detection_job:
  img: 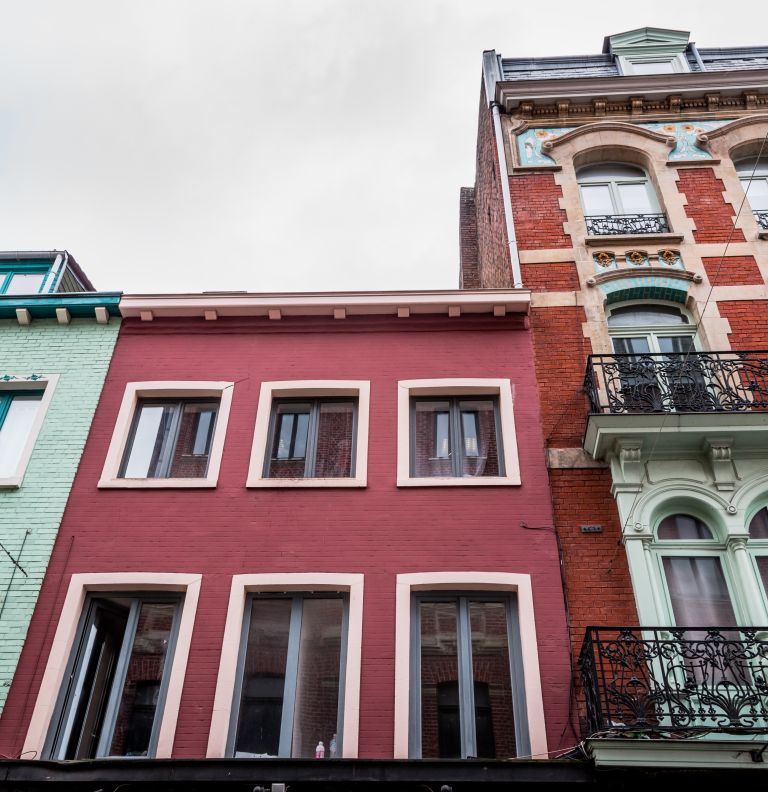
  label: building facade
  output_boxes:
[460,27,768,768]
[0,251,120,714]
[0,289,574,779]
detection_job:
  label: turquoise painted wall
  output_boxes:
[0,317,119,713]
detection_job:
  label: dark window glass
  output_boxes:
[662,557,737,626]
[265,399,355,478]
[120,399,219,479]
[749,507,768,539]
[411,398,502,478]
[658,514,714,540]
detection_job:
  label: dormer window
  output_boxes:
[0,265,50,296]
[621,55,689,75]
[605,27,692,78]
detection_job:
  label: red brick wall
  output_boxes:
[676,168,746,243]
[459,187,480,289]
[521,262,580,292]
[0,316,571,759]
[509,174,571,251]
[719,300,768,348]
[529,306,591,448]
[702,255,763,286]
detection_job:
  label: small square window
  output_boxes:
[247,381,370,488]
[99,381,234,488]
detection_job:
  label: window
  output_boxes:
[0,264,50,295]
[120,398,219,479]
[735,157,768,229]
[411,398,503,478]
[230,593,347,759]
[578,163,660,217]
[99,382,234,488]
[749,507,768,599]
[247,381,370,488]
[265,398,356,479]
[410,593,527,759]
[397,379,520,486]
[618,53,689,75]
[45,593,183,759]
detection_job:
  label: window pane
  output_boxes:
[122,404,176,478]
[658,514,713,540]
[3,272,46,295]
[419,601,460,758]
[0,394,42,477]
[580,184,614,215]
[608,306,688,327]
[662,556,737,626]
[749,508,768,539]
[235,599,292,757]
[169,401,219,477]
[611,336,651,355]
[108,603,176,757]
[742,177,768,210]
[458,400,501,477]
[757,557,768,597]
[657,336,695,354]
[291,598,343,758]
[268,405,311,478]
[631,60,676,74]
[617,182,654,214]
[313,402,354,477]
[413,401,453,477]
[469,601,515,759]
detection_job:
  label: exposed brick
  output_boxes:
[459,187,480,289]
[521,262,579,292]
[509,174,571,251]
[719,300,768,348]
[701,255,763,286]
[676,168,746,243]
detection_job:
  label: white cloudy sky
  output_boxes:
[0,1,762,294]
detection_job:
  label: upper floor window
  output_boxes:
[577,164,668,236]
[749,507,768,599]
[0,264,50,296]
[0,391,44,479]
[607,303,695,355]
[735,157,768,229]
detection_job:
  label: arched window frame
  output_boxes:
[606,301,698,355]
[576,162,661,218]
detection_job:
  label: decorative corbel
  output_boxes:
[702,436,736,491]
[610,438,644,492]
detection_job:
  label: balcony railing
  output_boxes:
[754,209,768,231]
[581,626,768,735]
[584,213,670,236]
[585,351,768,415]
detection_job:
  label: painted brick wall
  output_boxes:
[0,317,572,759]
[701,255,763,286]
[508,174,571,251]
[0,318,119,713]
[719,300,768,348]
[676,168,746,243]
[521,262,580,292]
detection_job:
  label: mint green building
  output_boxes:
[0,251,120,713]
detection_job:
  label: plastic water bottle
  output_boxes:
[329,734,337,758]
[315,741,325,759]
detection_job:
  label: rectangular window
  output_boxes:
[230,594,347,758]
[264,399,356,479]
[0,269,48,295]
[0,390,44,478]
[411,397,503,478]
[410,594,527,759]
[45,594,182,759]
[120,398,219,479]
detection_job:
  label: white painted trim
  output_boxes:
[393,572,548,759]
[98,381,234,488]
[396,379,521,487]
[206,573,364,758]
[246,381,370,488]
[23,572,202,759]
[0,374,59,490]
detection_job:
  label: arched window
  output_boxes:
[577,163,666,235]
[748,506,768,599]
[735,157,768,229]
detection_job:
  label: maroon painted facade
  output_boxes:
[0,313,571,759]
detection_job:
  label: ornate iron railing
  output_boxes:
[754,209,768,231]
[584,213,670,235]
[585,351,768,414]
[581,627,768,734]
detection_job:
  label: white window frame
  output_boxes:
[397,379,520,487]
[577,164,660,218]
[247,381,370,488]
[98,381,234,488]
[206,573,364,759]
[619,53,689,75]
[0,373,59,489]
[393,572,548,760]
[22,572,202,760]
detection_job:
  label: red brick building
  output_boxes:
[460,27,768,769]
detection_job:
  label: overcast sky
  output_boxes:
[0,1,762,294]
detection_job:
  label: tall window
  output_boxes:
[748,507,768,599]
[45,594,182,759]
[0,390,44,478]
[410,397,503,478]
[410,594,526,759]
[577,163,660,217]
[230,594,347,759]
[120,398,219,479]
[735,157,768,229]
[264,398,357,479]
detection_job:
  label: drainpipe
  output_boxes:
[483,51,523,289]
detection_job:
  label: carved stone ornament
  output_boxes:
[594,251,615,268]
[626,250,648,266]
[659,249,681,266]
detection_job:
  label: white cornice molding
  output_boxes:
[119,289,531,319]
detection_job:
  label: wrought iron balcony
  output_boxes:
[581,626,768,735]
[754,209,768,231]
[585,351,768,415]
[585,213,670,236]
